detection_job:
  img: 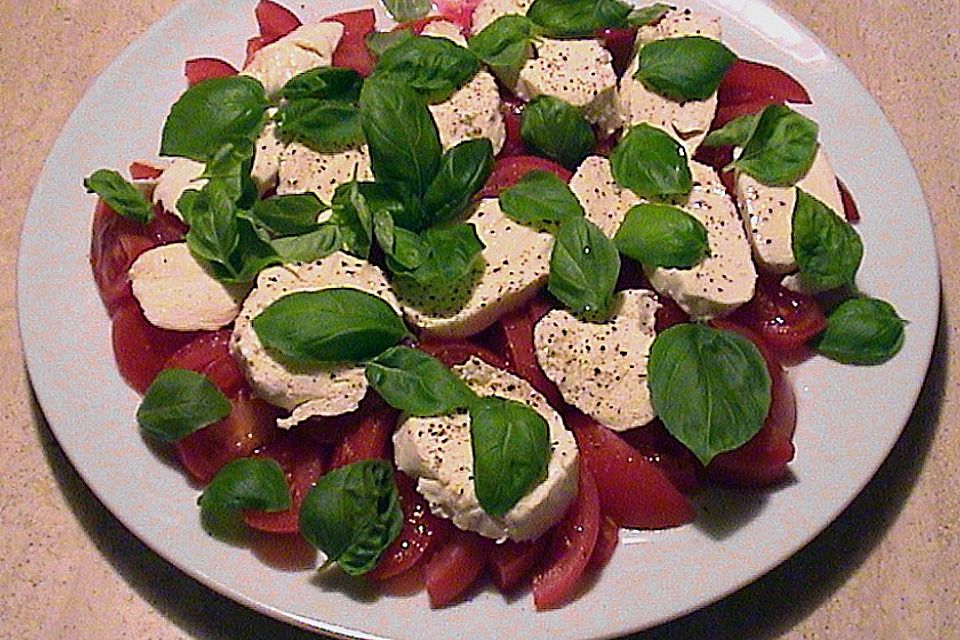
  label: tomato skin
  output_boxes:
[569,412,696,529]
[392,15,446,34]
[497,307,565,407]
[425,530,490,607]
[254,0,301,43]
[111,302,199,394]
[532,462,600,610]
[718,59,812,107]
[498,93,526,158]
[728,275,828,353]
[328,402,397,469]
[488,538,543,592]
[164,329,246,398]
[476,155,573,199]
[323,9,376,76]
[713,98,775,129]
[128,162,163,180]
[418,340,507,369]
[618,420,702,494]
[837,177,861,223]
[596,27,637,77]
[184,58,238,86]
[587,515,619,571]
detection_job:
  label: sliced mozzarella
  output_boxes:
[618,9,722,154]
[420,19,468,46]
[277,143,373,204]
[394,356,579,542]
[646,161,757,319]
[250,109,285,194]
[152,158,206,220]
[230,252,400,428]
[241,22,344,99]
[534,289,659,431]
[129,243,250,332]
[471,0,534,33]
[395,198,552,338]
[568,155,641,237]
[429,70,507,154]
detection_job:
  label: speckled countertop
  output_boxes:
[1,1,957,638]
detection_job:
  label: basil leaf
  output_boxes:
[252,288,410,364]
[610,123,692,199]
[248,193,327,236]
[225,216,283,283]
[84,169,155,224]
[275,99,364,153]
[371,36,481,103]
[730,104,819,186]
[702,111,761,148]
[299,459,403,576]
[202,140,257,205]
[422,138,495,227]
[280,67,363,103]
[614,203,709,269]
[648,324,771,465]
[270,225,342,262]
[634,36,735,102]
[199,458,290,534]
[627,2,671,26]
[136,369,232,442]
[520,96,595,169]
[813,297,906,365]
[360,77,442,198]
[375,211,427,271]
[470,396,551,517]
[161,75,269,162]
[182,182,241,273]
[792,188,863,290]
[396,223,485,290]
[366,30,415,58]
[527,0,632,37]
[382,0,432,23]
[468,15,536,82]
[499,170,585,224]
[329,180,375,258]
[365,346,478,416]
[548,217,620,320]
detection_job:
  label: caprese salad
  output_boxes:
[83,0,906,611]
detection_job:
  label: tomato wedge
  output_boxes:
[488,538,544,592]
[587,515,619,571]
[392,15,446,34]
[712,98,775,129]
[498,92,526,158]
[718,59,811,107]
[728,274,827,353]
[596,27,637,77]
[184,58,237,86]
[497,307,565,407]
[128,162,163,180]
[618,420,702,494]
[328,402,397,469]
[837,177,861,223]
[111,302,200,394]
[425,530,490,607]
[323,9,376,76]
[418,340,507,369]
[477,155,573,199]
[254,0,301,43]
[532,462,600,610]
[164,329,246,398]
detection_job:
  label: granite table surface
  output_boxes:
[1,0,958,638]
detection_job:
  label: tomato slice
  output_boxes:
[532,462,600,610]
[569,412,695,529]
[718,59,811,107]
[328,402,397,469]
[128,162,163,180]
[418,340,508,369]
[477,155,573,199]
[489,538,544,592]
[111,302,200,394]
[728,274,828,353]
[164,329,246,398]
[837,177,861,223]
[254,0,301,43]
[596,27,637,77]
[392,15,446,34]
[369,473,454,581]
[323,9,376,76]
[184,58,238,86]
[497,308,565,407]
[425,529,490,607]
[587,515,619,571]
[498,92,526,158]
[712,98,777,129]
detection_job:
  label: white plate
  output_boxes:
[18,1,939,638]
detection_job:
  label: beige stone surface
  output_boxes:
[0,0,956,638]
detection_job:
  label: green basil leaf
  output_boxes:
[275,99,364,153]
[375,211,427,271]
[610,123,692,199]
[360,77,442,198]
[366,29,415,58]
[270,225,342,262]
[396,223,485,290]
[499,170,585,224]
[648,323,771,465]
[182,182,241,274]
[299,459,403,576]
[201,140,257,204]
[470,396,550,517]
[280,67,363,103]
[792,188,863,290]
[371,35,481,103]
[329,180,375,258]
[627,2,671,26]
[730,104,819,186]
[813,297,906,365]
[702,111,761,148]
[382,0,432,23]
[548,217,620,320]
[520,96,595,169]
[365,346,478,416]
[160,75,269,162]
[136,369,232,442]
[225,216,283,283]
[614,203,709,268]
[634,36,735,102]
[467,15,536,82]
[527,0,632,36]
[199,458,290,534]
[252,288,410,364]
[422,138,495,227]
[248,193,327,236]
[84,169,155,224]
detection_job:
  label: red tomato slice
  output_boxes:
[693,144,736,197]
[323,9,376,76]
[435,0,483,34]
[489,538,544,592]
[111,302,199,394]
[369,473,454,581]
[255,0,301,43]
[712,98,776,129]
[569,412,695,529]
[328,403,397,469]
[707,321,797,487]
[596,27,637,77]
[392,15,447,34]
[418,340,508,369]
[718,59,811,107]
[837,177,861,223]
[477,155,573,199]
[184,58,238,86]
[587,515,619,571]
[244,36,268,68]
[164,329,246,398]
[618,420,702,494]
[498,93,526,158]
[728,274,828,353]
[128,162,163,180]
[497,308,565,407]
[532,462,600,610]
[425,530,490,607]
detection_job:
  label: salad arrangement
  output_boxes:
[83,0,906,612]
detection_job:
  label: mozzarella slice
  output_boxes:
[534,289,659,431]
[250,109,285,194]
[568,155,642,237]
[277,143,373,204]
[429,70,507,154]
[241,22,344,99]
[471,0,534,33]
[395,198,552,338]
[230,252,400,428]
[129,243,250,331]
[420,19,468,46]
[152,158,206,220]
[394,356,579,542]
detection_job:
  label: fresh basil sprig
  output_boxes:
[634,36,735,102]
[276,67,365,153]
[520,96,596,169]
[390,223,485,291]
[422,139,495,227]
[648,324,771,465]
[627,2,671,26]
[499,170,586,225]
[252,288,410,364]
[199,458,291,534]
[365,346,478,416]
[299,459,403,576]
[729,104,819,186]
[549,217,621,321]
[792,189,863,291]
[470,396,551,517]
[371,35,481,104]
[702,111,761,148]
[84,169,155,224]
[614,203,709,269]
[468,15,537,83]
[136,369,232,442]
[526,0,632,37]
[380,0,431,23]
[813,297,906,365]
[610,123,692,199]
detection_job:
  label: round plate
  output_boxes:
[18,1,939,638]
